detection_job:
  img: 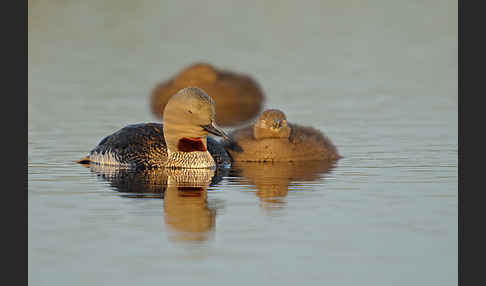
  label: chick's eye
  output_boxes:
[187,110,193,114]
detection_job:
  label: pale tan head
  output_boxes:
[162,87,229,167]
[253,109,292,140]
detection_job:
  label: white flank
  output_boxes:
[88,151,132,168]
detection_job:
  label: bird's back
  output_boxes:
[83,123,231,169]
[86,123,168,169]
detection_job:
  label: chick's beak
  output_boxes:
[202,122,231,141]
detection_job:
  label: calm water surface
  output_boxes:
[28,0,457,285]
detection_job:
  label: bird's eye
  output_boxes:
[188,110,193,114]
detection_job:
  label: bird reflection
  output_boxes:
[84,164,227,242]
[231,160,336,212]
[163,168,216,242]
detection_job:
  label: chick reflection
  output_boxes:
[84,164,225,242]
[231,161,336,212]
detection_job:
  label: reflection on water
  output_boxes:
[82,160,335,239]
[163,168,216,242]
[85,163,228,198]
[84,164,226,242]
[231,160,336,211]
[86,164,168,198]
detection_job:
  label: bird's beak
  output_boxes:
[202,122,231,141]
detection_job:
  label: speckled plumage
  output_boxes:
[223,109,341,162]
[83,123,231,169]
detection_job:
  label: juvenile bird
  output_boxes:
[223,109,341,162]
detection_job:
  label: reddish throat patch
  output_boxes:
[177,137,206,152]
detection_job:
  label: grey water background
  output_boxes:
[28,0,457,285]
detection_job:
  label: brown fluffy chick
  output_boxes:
[223,109,341,162]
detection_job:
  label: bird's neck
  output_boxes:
[165,136,214,168]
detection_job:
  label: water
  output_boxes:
[28,0,457,285]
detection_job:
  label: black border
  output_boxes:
[8,0,27,285]
[459,0,484,285]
